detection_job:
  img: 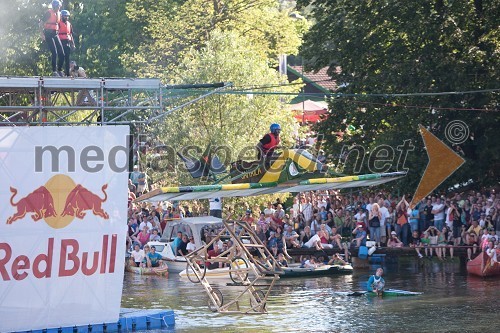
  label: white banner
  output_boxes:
[0,126,129,332]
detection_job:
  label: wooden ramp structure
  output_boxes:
[184,220,283,314]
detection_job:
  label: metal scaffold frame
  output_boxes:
[0,76,229,126]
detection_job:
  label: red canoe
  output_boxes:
[467,251,500,277]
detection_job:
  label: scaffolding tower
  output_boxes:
[0,76,229,126]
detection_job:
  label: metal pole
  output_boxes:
[100,78,104,125]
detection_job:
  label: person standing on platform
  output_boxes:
[40,0,64,76]
[58,10,75,77]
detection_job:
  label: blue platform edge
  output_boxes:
[12,308,175,333]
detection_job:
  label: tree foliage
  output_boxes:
[0,0,143,77]
[298,0,500,194]
[0,0,48,75]
[124,0,306,78]
[144,29,300,187]
[70,0,144,77]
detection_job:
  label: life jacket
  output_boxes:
[58,20,72,41]
[44,9,60,31]
[262,133,280,152]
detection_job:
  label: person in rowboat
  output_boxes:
[327,253,348,266]
[367,268,385,295]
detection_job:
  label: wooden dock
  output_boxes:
[287,245,473,259]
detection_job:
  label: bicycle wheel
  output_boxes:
[229,256,249,283]
[186,255,206,283]
[208,288,223,312]
[250,289,267,311]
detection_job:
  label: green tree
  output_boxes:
[144,29,299,186]
[298,0,499,194]
[124,0,306,78]
[0,0,48,75]
[68,0,144,77]
[0,1,142,77]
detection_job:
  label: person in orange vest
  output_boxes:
[257,123,281,161]
[40,0,64,76]
[58,10,75,77]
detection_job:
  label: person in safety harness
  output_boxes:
[40,0,64,76]
[257,123,281,161]
[58,9,75,77]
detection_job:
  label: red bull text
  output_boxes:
[0,235,117,281]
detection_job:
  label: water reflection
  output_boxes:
[122,261,499,332]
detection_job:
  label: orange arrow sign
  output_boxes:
[410,125,465,209]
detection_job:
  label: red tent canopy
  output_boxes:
[289,100,329,123]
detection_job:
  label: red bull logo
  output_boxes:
[0,235,118,281]
[6,186,57,224]
[6,174,109,229]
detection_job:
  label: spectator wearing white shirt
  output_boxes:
[354,208,366,224]
[186,236,197,253]
[310,214,321,236]
[302,199,314,224]
[129,243,145,267]
[485,240,498,266]
[317,195,327,209]
[432,197,446,231]
[209,197,222,218]
[264,202,275,217]
[479,213,486,228]
[378,199,390,245]
[274,204,285,219]
[292,197,300,219]
[139,218,153,233]
[484,200,493,216]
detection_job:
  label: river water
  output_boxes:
[121,259,499,333]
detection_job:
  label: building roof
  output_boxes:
[288,66,337,92]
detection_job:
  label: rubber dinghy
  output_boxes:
[335,289,422,297]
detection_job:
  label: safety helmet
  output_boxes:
[51,0,62,9]
[270,123,281,134]
[61,10,70,17]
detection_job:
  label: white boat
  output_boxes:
[147,216,225,273]
[179,266,235,281]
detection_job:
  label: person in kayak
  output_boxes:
[367,268,385,295]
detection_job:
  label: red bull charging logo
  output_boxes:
[6,174,108,228]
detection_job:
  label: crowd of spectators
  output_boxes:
[276,188,500,261]
[126,173,500,264]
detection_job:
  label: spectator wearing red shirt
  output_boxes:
[241,209,255,227]
[206,244,223,269]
